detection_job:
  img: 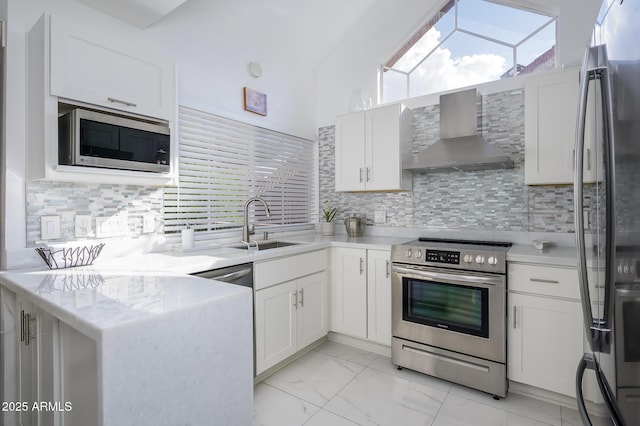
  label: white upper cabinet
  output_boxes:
[49,15,175,120]
[524,67,600,185]
[26,14,177,185]
[335,104,413,192]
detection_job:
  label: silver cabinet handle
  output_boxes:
[293,291,298,309]
[20,310,25,343]
[386,260,390,278]
[513,306,517,329]
[360,258,364,274]
[366,167,371,182]
[359,168,364,183]
[299,289,304,307]
[573,149,593,171]
[529,277,559,284]
[20,310,35,346]
[107,97,137,108]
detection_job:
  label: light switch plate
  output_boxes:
[75,215,92,238]
[374,210,386,224]
[41,216,61,240]
[143,215,155,233]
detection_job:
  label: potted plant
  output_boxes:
[321,200,339,236]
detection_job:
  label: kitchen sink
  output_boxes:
[231,241,300,251]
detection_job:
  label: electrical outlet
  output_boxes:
[40,216,61,240]
[374,210,386,224]
[75,215,92,238]
[143,215,155,233]
[95,214,129,237]
[95,216,111,238]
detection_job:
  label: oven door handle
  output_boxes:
[391,264,504,287]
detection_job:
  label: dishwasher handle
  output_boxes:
[194,266,252,283]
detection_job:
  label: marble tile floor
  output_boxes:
[253,340,612,426]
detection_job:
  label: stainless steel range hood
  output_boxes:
[404,88,513,172]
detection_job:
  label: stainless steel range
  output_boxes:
[390,238,511,398]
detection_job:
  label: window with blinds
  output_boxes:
[164,106,318,241]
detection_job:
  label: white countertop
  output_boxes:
[1,232,592,340]
[0,267,251,340]
[508,243,601,268]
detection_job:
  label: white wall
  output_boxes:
[315,0,602,127]
[2,0,319,264]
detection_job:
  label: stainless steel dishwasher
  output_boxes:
[192,263,253,288]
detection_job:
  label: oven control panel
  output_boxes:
[425,250,460,264]
[391,240,509,274]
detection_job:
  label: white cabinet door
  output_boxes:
[335,112,366,191]
[366,105,403,191]
[297,272,328,350]
[334,104,412,192]
[255,281,297,374]
[367,249,392,346]
[0,287,18,426]
[16,297,60,426]
[49,15,175,120]
[331,247,368,339]
[524,67,600,185]
[508,292,584,397]
[17,297,38,426]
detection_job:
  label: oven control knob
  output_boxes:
[475,255,485,264]
[488,256,498,265]
[415,249,422,259]
[406,249,413,258]
[463,254,473,263]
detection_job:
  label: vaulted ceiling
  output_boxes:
[76,0,589,70]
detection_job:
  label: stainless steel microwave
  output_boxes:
[58,108,171,173]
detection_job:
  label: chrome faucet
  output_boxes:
[242,197,271,243]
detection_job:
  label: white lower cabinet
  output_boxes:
[508,292,584,397]
[17,296,60,426]
[331,247,392,345]
[508,262,599,400]
[254,250,328,375]
[254,280,297,374]
[367,249,392,346]
[2,288,98,426]
[331,247,368,339]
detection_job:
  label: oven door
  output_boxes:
[392,263,506,363]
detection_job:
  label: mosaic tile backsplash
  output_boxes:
[25,88,589,246]
[320,89,586,233]
[26,181,164,246]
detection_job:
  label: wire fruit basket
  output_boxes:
[35,243,105,269]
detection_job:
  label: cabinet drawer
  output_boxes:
[508,263,580,299]
[255,249,327,290]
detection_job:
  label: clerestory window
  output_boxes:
[381,0,556,103]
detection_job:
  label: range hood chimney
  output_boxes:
[403,88,513,172]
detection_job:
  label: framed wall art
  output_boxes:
[243,87,267,116]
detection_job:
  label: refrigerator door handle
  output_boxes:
[574,45,596,348]
[574,45,616,354]
[576,354,626,426]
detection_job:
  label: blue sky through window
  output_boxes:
[383,0,556,102]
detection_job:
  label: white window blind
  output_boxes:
[164,106,318,241]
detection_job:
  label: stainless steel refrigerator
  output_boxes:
[574,1,640,424]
